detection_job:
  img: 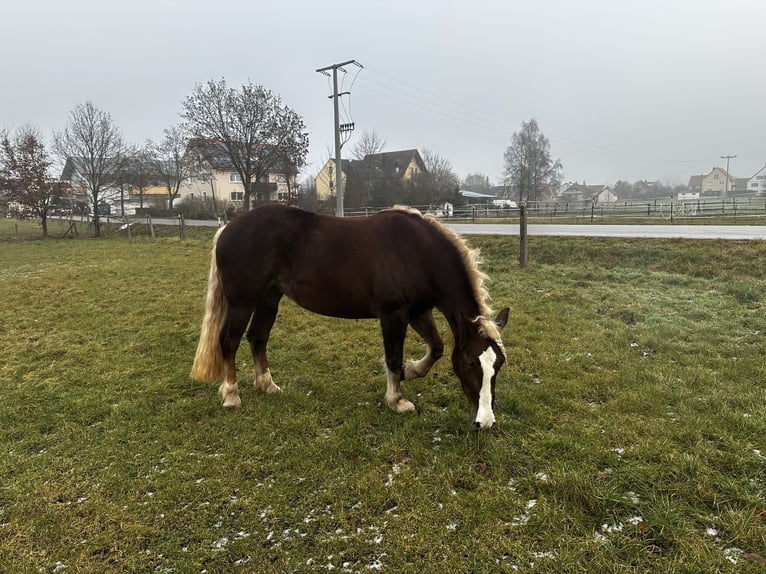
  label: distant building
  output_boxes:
[558,183,617,205]
[688,167,747,197]
[746,164,766,195]
[687,175,703,193]
[315,149,426,201]
[458,189,499,205]
[179,138,298,207]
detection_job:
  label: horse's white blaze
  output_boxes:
[475,347,497,428]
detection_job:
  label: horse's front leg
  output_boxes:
[247,292,283,394]
[404,309,444,381]
[380,313,416,414]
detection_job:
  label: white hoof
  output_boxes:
[403,360,425,381]
[218,382,241,409]
[387,396,416,414]
[255,372,281,394]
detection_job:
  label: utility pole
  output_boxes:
[720,154,736,199]
[316,59,361,217]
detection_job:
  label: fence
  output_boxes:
[344,195,766,223]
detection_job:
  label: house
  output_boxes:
[314,158,347,201]
[687,175,703,193]
[178,138,298,207]
[315,149,426,201]
[689,167,737,197]
[59,156,123,211]
[746,164,766,195]
[701,167,734,195]
[558,183,617,205]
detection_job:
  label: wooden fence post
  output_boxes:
[519,204,528,269]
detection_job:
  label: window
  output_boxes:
[230,172,242,183]
[757,175,766,180]
[395,165,401,174]
[231,191,244,201]
[202,191,207,199]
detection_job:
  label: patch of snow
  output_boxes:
[724,547,744,564]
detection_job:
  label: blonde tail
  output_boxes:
[191,228,227,382]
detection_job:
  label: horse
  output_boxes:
[190,204,509,429]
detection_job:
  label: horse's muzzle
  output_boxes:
[473,420,495,431]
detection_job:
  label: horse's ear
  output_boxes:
[495,307,510,330]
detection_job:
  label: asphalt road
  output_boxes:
[445,223,766,240]
[108,218,766,240]
[156,217,766,240]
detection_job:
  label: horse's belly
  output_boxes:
[294,296,375,319]
[283,285,375,320]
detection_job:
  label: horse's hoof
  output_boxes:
[255,373,280,393]
[394,399,416,414]
[221,396,241,409]
[403,361,420,380]
[218,382,241,408]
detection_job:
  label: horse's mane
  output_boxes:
[388,206,502,344]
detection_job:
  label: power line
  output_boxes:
[358,67,715,166]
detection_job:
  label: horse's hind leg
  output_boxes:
[380,313,416,414]
[404,309,444,380]
[218,305,253,408]
[247,288,283,394]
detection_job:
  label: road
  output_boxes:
[156,217,766,240]
[445,223,766,240]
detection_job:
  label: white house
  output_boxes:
[747,164,766,195]
[558,183,617,205]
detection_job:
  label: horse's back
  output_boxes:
[215,205,450,318]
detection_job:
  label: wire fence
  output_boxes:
[344,195,766,223]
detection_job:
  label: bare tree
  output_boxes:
[119,144,156,214]
[462,173,492,193]
[181,79,309,211]
[1,126,65,237]
[503,119,562,204]
[54,102,125,236]
[413,148,459,205]
[151,125,195,210]
[270,111,310,207]
[350,129,386,160]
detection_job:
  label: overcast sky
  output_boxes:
[3,0,765,186]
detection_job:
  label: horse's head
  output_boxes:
[452,308,509,430]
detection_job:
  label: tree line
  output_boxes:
[1,79,309,237]
[310,119,563,212]
[3,74,563,236]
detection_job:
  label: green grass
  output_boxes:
[1,223,765,572]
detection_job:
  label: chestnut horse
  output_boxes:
[191,204,509,429]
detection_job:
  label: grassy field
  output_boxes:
[1,218,765,572]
